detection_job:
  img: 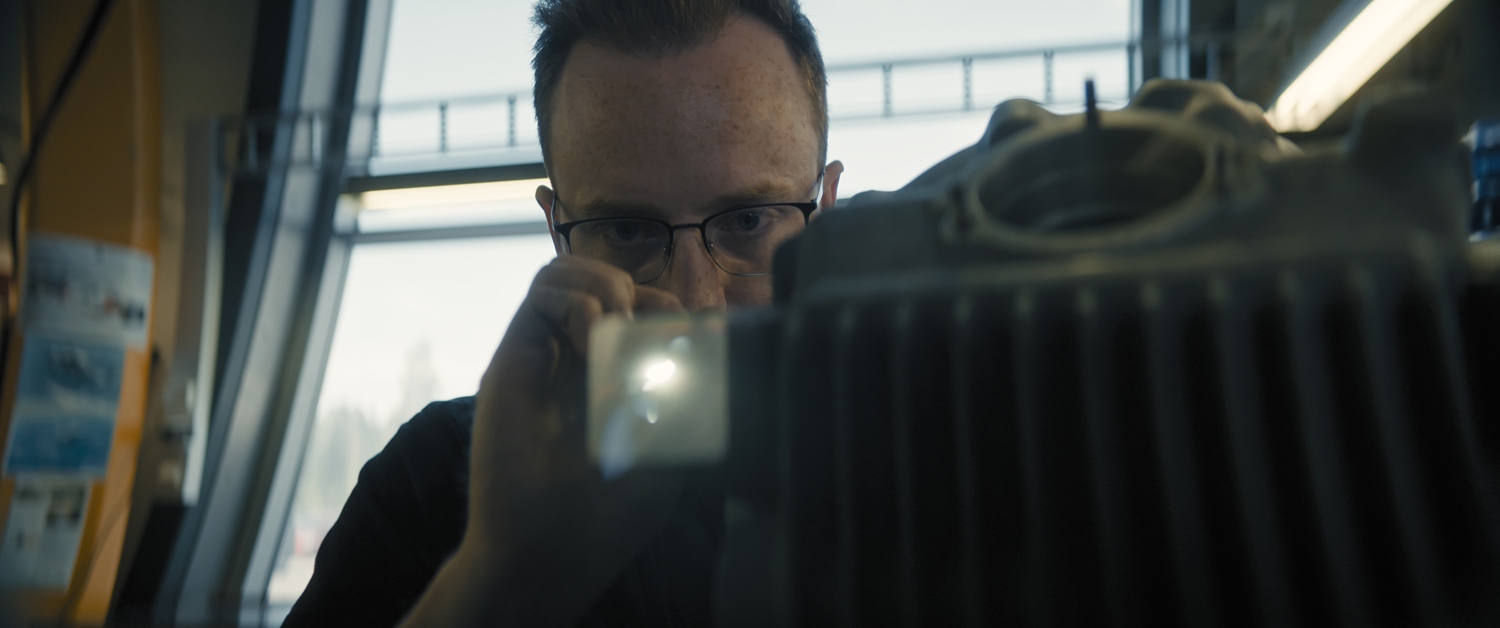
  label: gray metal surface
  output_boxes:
[720,80,1500,627]
[240,198,355,627]
[154,1,373,625]
[177,119,227,507]
[343,0,392,178]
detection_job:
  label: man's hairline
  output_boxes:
[536,9,829,176]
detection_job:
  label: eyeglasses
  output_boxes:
[552,198,819,284]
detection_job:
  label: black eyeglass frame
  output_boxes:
[551,199,818,283]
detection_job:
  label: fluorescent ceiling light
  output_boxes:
[1265,0,1455,132]
[359,178,550,210]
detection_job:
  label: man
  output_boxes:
[281,0,842,625]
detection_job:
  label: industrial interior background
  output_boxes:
[0,0,1496,626]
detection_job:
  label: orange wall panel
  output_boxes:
[2,0,162,624]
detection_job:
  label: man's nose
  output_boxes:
[658,230,726,310]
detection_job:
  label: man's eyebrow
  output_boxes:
[571,198,666,220]
[568,183,811,221]
[707,183,809,209]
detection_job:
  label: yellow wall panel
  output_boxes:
[2,0,162,624]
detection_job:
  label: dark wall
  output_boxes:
[1226,0,1346,105]
[1179,0,1500,140]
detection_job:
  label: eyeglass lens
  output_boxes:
[568,205,807,283]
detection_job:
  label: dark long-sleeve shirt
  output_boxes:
[282,397,723,627]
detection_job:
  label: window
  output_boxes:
[807,0,1132,194]
[365,0,1132,191]
[266,205,556,606]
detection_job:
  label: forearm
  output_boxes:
[398,538,606,628]
[399,542,509,628]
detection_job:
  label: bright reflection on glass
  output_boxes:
[641,359,677,394]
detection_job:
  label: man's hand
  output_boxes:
[401,256,685,628]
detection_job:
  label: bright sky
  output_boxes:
[376,0,1131,192]
[379,0,1130,102]
[315,235,556,424]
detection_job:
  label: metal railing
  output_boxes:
[359,39,1146,162]
[219,36,1235,176]
[822,39,1136,118]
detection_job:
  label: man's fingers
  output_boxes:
[527,286,605,355]
[493,258,675,392]
[535,257,637,316]
[476,286,597,479]
[633,286,684,314]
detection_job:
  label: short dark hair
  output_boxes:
[531,0,828,170]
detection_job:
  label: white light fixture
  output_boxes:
[1265,0,1455,132]
[358,177,550,210]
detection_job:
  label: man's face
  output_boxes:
[537,14,841,310]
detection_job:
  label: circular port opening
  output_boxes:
[977,127,1207,234]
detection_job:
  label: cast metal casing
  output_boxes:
[720,80,1500,628]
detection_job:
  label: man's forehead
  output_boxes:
[546,14,821,204]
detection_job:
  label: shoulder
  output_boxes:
[396,395,476,445]
[366,396,477,524]
[329,395,478,548]
[283,397,479,627]
[312,395,479,572]
[390,396,476,454]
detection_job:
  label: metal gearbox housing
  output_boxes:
[720,80,1500,628]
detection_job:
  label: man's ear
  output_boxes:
[537,184,566,256]
[813,160,844,221]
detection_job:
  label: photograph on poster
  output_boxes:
[23,232,154,349]
[2,335,125,477]
[0,479,89,590]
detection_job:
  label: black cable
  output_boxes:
[7,0,121,284]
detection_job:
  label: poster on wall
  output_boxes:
[23,232,153,349]
[0,478,90,589]
[2,335,125,477]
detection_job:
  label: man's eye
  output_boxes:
[607,223,645,241]
[732,211,765,232]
